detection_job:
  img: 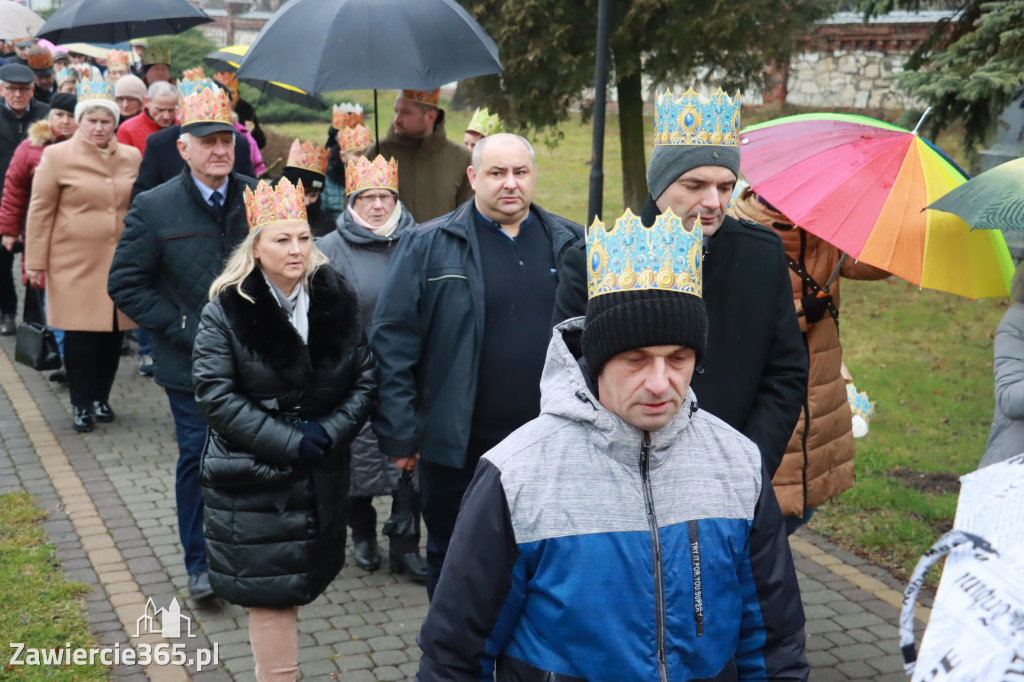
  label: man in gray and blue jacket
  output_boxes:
[416,208,808,681]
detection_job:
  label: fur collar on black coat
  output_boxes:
[218,265,362,388]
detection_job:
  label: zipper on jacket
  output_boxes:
[639,431,669,682]
[181,314,187,330]
[688,520,705,636]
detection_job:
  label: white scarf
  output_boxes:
[347,202,402,238]
[261,270,310,343]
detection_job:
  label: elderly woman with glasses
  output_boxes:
[317,155,426,582]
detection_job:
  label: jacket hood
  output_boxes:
[335,201,415,246]
[27,119,56,146]
[542,318,699,468]
[382,119,452,150]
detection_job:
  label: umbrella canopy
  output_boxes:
[203,45,327,111]
[60,42,135,62]
[0,0,45,42]
[36,0,211,44]
[739,113,1014,300]
[928,157,1024,232]
[236,0,502,93]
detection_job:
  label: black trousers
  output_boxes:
[347,494,421,555]
[0,246,15,316]
[64,330,123,406]
[419,456,481,600]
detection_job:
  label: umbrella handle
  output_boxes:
[823,253,847,293]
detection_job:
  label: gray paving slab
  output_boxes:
[1,322,928,681]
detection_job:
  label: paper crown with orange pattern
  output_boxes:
[180,86,234,137]
[399,88,440,108]
[337,124,373,153]
[332,103,363,130]
[245,177,308,231]
[346,156,399,196]
[286,139,329,176]
[106,50,131,68]
[213,72,239,101]
[181,66,206,83]
[26,47,53,72]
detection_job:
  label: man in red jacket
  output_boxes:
[115,80,177,155]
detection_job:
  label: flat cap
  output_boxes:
[0,63,35,84]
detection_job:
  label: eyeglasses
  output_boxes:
[1,83,33,93]
[355,192,395,205]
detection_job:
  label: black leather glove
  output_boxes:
[801,292,833,324]
[296,421,330,464]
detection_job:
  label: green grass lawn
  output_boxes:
[269,102,999,582]
[0,492,107,680]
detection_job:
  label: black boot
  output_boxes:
[389,551,427,583]
[91,401,115,423]
[72,405,94,433]
[353,539,381,571]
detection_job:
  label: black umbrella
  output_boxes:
[36,0,211,44]
[381,468,419,543]
[236,0,502,93]
[203,46,327,111]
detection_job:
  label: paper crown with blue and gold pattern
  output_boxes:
[245,177,308,232]
[467,107,504,136]
[581,209,708,372]
[76,78,115,102]
[586,209,702,300]
[653,87,741,148]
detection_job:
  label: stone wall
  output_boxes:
[786,49,917,109]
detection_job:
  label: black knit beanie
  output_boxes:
[49,92,76,114]
[582,288,708,375]
[282,166,325,192]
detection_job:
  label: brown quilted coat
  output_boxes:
[733,188,889,516]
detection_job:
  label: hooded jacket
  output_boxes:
[417,319,808,681]
[732,190,888,516]
[192,266,376,608]
[371,119,473,223]
[319,202,416,497]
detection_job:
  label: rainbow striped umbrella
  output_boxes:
[739,113,1013,299]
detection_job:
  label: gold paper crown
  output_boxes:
[466,107,504,136]
[337,124,372,153]
[143,46,171,67]
[244,177,308,232]
[399,88,440,107]
[180,87,233,130]
[76,78,116,102]
[26,48,53,71]
[107,50,131,68]
[286,139,329,176]
[332,103,363,129]
[653,88,741,148]
[213,72,239,101]
[586,209,702,300]
[346,156,399,195]
[182,66,206,83]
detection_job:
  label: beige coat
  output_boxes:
[25,130,140,332]
[733,188,889,516]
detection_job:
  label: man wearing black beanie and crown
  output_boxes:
[554,89,806,485]
[416,209,808,680]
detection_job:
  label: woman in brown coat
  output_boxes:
[25,80,140,433]
[733,187,889,532]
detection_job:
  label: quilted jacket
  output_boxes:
[108,168,257,391]
[192,266,376,607]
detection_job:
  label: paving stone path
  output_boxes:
[0,329,928,681]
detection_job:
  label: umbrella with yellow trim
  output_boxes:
[203,44,326,111]
[738,112,1014,300]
